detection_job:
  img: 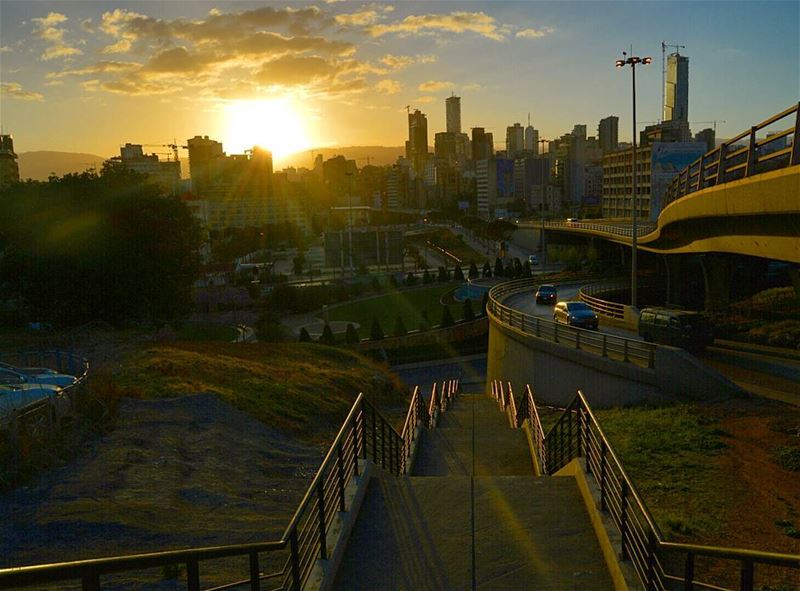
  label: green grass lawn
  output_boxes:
[326,284,474,338]
[174,323,238,342]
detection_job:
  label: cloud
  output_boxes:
[462,83,482,91]
[375,79,401,94]
[256,55,337,86]
[335,4,394,27]
[516,26,555,39]
[0,46,11,53]
[0,82,44,101]
[418,80,453,92]
[379,53,436,70]
[414,96,436,104]
[31,12,83,60]
[369,11,510,41]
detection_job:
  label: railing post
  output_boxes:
[623,339,629,363]
[317,480,328,560]
[602,334,608,357]
[353,420,360,477]
[648,347,655,369]
[81,575,100,591]
[740,560,754,591]
[521,315,525,332]
[683,551,694,591]
[792,102,800,166]
[187,560,200,591]
[388,427,394,473]
[372,406,377,460]
[337,441,346,512]
[361,401,368,459]
[583,410,591,475]
[620,481,630,560]
[554,323,559,343]
[696,153,705,190]
[381,419,386,469]
[716,142,727,185]
[600,441,608,511]
[290,528,301,591]
[536,317,540,337]
[567,408,573,460]
[249,551,261,591]
[575,330,581,350]
[745,126,758,177]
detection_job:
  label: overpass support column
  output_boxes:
[663,255,683,306]
[699,254,732,313]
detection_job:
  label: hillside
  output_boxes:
[278,145,408,168]
[17,151,109,180]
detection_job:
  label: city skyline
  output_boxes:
[0,1,797,165]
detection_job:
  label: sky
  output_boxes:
[1,1,798,166]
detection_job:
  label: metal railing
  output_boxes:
[514,387,800,591]
[0,379,460,591]
[579,281,629,320]
[665,102,800,205]
[543,220,657,238]
[487,279,656,369]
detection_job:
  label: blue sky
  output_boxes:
[0,1,797,162]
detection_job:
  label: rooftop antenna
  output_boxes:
[527,113,531,126]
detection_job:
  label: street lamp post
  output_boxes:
[616,51,652,309]
[345,172,354,274]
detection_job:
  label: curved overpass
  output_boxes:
[517,104,800,263]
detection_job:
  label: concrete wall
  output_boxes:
[487,313,745,407]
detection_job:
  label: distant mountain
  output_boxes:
[17,151,109,181]
[278,146,407,169]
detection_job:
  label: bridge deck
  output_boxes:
[332,391,614,590]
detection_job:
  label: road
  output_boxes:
[502,284,800,405]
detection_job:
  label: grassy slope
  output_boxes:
[174,323,238,342]
[112,342,408,436]
[327,284,464,338]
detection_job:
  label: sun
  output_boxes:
[222,98,312,161]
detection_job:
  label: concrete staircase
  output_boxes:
[332,390,615,590]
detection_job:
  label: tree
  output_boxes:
[319,323,336,345]
[406,272,418,286]
[298,327,312,342]
[293,254,305,275]
[440,306,455,328]
[483,261,492,278]
[494,257,504,277]
[513,258,523,278]
[468,261,479,279]
[345,323,360,344]
[423,269,433,284]
[256,311,286,342]
[393,315,408,337]
[454,265,465,281]
[370,318,384,340]
[438,266,449,282]
[523,261,533,277]
[463,298,475,322]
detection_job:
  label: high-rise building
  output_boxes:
[116,143,181,194]
[406,109,429,175]
[524,114,539,155]
[0,135,20,187]
[187,135,224,193]
[664,52,689,122]
[598,116,619,153]
[471,128,493,162]
[506,123,525,158]
[694,128,715,152]
[445,94,461,134]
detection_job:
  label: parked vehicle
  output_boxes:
[0,383,62,417]
[553,301,599,330]
[0,362,77,388]
[535,284,557,304]
[638,308,714,350]
[528,254,539,266]
[566,217,580,223]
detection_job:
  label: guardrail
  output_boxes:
[487,278,656,368]
[0,379,460,590]
[543,220,657,238]
[579,282,629,320]
[665,102,800,205]
[506,383,800,591]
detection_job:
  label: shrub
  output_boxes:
[423,269,433,284]
[393,316,408,337]
[469,261,479,279]
[406,272,418,287]
[438,266,449,282]
[371,277,381,292]
[775,445,800,472]
[523,261,532,277]
[298,327,311,342]
[440,306,455,328]
[370,318,384,340]
[482,262,492,278]
[481,291,489,315]
[494,258,504,277]
[345,323,360,344]
[454,265,465,281]
[463,298,475,322]
[319,323,336,346]
[255,311,286,342]
[389,274,399,288]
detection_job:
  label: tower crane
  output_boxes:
[691,120,726,132]
[141,143,182,161]
[661,41,686,120]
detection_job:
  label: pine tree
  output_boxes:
[463,298,475,322]
[494,257,504,277]
[345,323,359,344]
[468,261,479,279]
[423,269,433,284]
[298,327,311,342]
[393,315,408,337]
[454,265,465,281]
[370,318,384,340]
[319,323,336,345]
[440,305,455,328]
[481,291,490,315]
[482,261,492,278]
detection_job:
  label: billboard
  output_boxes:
[649,142,706,220]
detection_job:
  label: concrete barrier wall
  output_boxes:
[486,315,664,408]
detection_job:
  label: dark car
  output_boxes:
[553,301,599,330]
[535,284,557,304]
[638,308,714,351]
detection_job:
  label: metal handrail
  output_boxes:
[0,379,460,591]
[579,282,628,320]
[543,220,657,239]
[487,279,656,369]
[536,388,800,591]
[664,102,800,205]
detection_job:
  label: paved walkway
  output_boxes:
[333,390,613,590]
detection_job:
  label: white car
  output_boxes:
[0,383,62,417]
[528,254,539,266]
[0,363,77,388]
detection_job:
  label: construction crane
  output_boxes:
[691,120,726,132]
[141,143,181,161]
[661,41,686,120]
